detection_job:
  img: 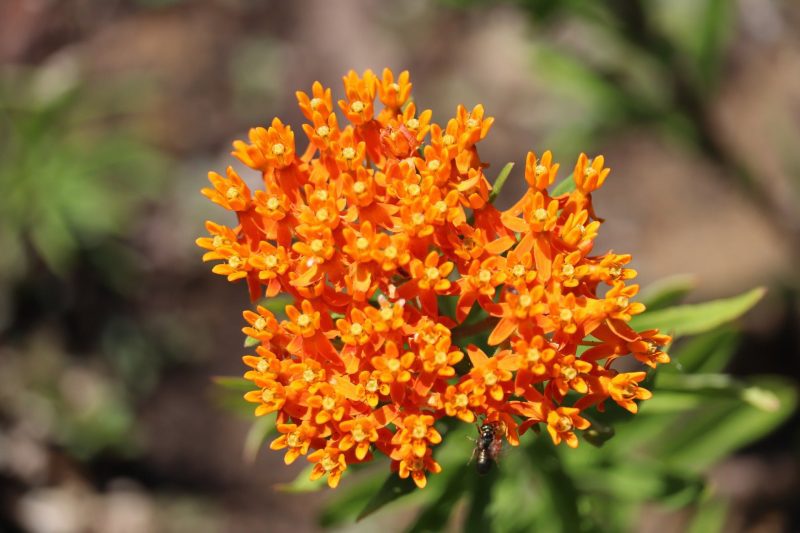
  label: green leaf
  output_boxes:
[464,469,493,533]
[696,0,733,93]
[357,474,418,522]
[657,375,797,472]
[528,436,581,533]
[275,463,329,493]
[488,162,514,204]
[662,326,739,375]
[551,173,575,196]
[639,274,696,311]
[629,287,766,339]
[688,497,729,533]
[576,461,704,505]
[258,295,292,317]
[243,414,275,463]
[406,471,467,533]
[319,472,386,527]
[244,335,260,348]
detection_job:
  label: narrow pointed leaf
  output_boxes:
[275,463,328,493]
[488,162,514,203]
[551,173,576,196]
[639,274,696,311]
[243,414,276,463]
[629,287,766,339]
[357,474,417,521]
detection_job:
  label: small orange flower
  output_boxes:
[308,446,348,488]
[270,422,317,464]
[546,407,590,448]
[603,372,652,413]
[392,414,442,458]
[339,417,380,460]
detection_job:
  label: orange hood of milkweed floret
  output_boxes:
[198,68,670,489]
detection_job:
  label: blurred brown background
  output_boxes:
[1,0,799,531]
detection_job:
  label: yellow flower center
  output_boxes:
[562,264,575,277]
[297,313,312,328]
[271,143,285,156]
[389,82,401,92]
[352,425,367,442]
[406,118,419,129]
[316,125,330,137]
[350,323,363,336]
[310,97,322,109]
[609,265,622,278]
[261,389,273,402]
[512,264,526,277]
[408,184,421,196]
[534,165,547,178]
[519,294,533,308]
[366,378,379,393]
[228,255,242,269]
[263,255,278,269]
[412,423,427,440]
[254,317,267,331]
[434,351,447,365]
[303,368,316,382]
[425,267,440,281]
[622,383,637,399]
[387,359,401,372]
[353,181,365,194]
[356,237,370,251]
[310,239,324,253]
[556,416,573,432]
[322,396,336,411]
[257,359,269,373]
[561,366,577,380]
[412,212,425,225]
[559,309,573,322]
[315,208,329,221]
[616,297,629,309]
[287,432,300,447]
[435,200,447,213]
[266,196,280,210]
[466,118,478,129]
[350,100,365,113]
[384,245,398,259]
[409,457,424,471]
[342,147,356,160]
[321,455,338,472]
[484,372,498,386]
[526,348,541,363]
[442,134,455,146]
[380,307,394,321]
[455,394,468,408]
[478,269,492,284]
[584,167,597,179]
[534,208,548,222]
[316,190,328,201]
[225,187,239,201]
[212,235,224,248]
[428,160,440,171]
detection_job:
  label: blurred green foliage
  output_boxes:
[0,64,165,280]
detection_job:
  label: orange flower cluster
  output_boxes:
[198,68,670,489]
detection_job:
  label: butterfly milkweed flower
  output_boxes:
[198,68,670,489]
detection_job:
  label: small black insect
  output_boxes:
[473,422,504,475]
